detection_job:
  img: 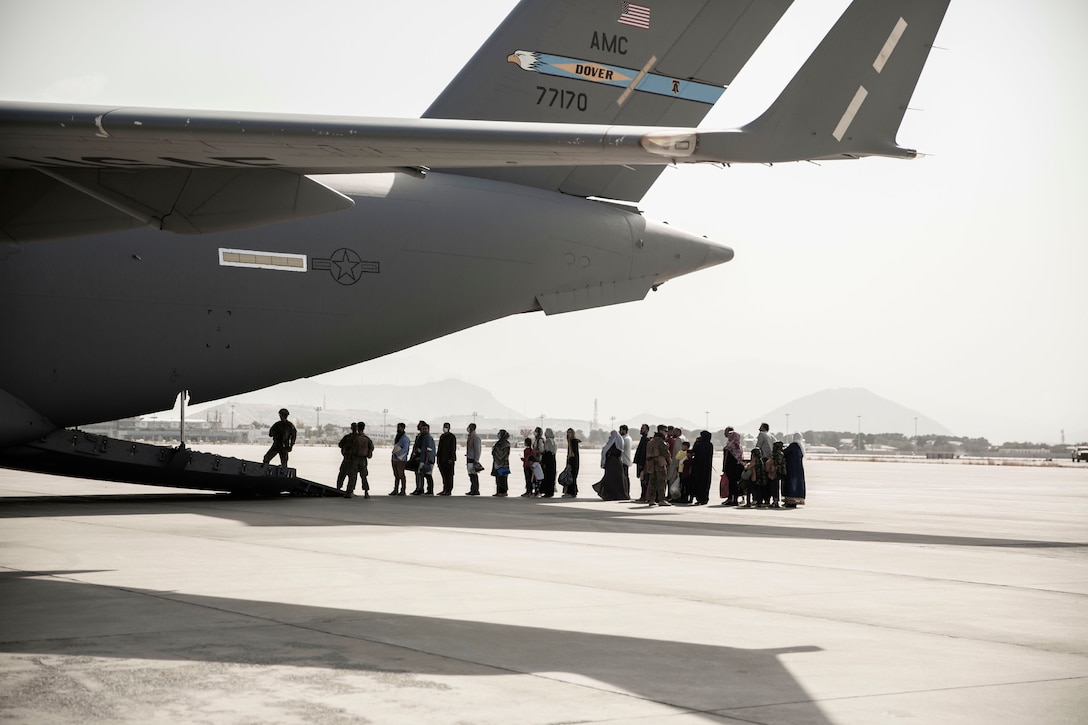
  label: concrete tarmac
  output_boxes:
[1,447,1086,724]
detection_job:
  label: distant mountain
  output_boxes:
[740,388,952,437]
[185,382,950,441]
[192,379,522,429]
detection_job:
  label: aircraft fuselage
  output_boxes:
[0,171,729,445]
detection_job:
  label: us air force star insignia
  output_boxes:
[311,249,380,285]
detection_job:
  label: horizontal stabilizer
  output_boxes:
[735,0,951,162]
[0,103,934,176]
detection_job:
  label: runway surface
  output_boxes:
[1,447,1086,724]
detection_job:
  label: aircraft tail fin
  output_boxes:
[735,0,950,162]
[424,0,794,201]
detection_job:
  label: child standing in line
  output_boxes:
[670,441,691,503]
[530,455,544,498]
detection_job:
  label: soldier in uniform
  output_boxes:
[336,422,358,490]
[344,421,374,499]
[645,424,673,507]
[263,408,297,467]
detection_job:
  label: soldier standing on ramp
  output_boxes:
[263,408,297,467]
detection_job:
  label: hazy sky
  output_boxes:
[2,0,1085,444]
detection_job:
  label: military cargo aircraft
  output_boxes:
[0,0,950,490]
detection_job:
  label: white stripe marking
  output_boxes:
[833,85,869,142]
[617,55,657,107]
[219,248,307,272]
[874,17,908,74]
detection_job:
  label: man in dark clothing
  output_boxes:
[633,423,650,502]
[436,422,458,495]
[410,421,435,495]
[688,430,715,505]
[263,408,297,466]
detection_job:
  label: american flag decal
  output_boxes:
[618,2,650,29]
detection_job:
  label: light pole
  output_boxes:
[610,415,615,431]
[315,406,321,433]
[540,413,545,430]
[857,415,862,451]
[785,413,790,436]
[230,404,235,432]
[914,417,918,439]
[472,411,478,427]
[383,408,388,442]
[705,411,709,430]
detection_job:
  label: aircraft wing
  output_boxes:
[0,101,789,242]
[0,0,950,243]
[0,102,758,174]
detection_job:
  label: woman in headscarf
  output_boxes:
[563,428,580,498]
[783,433,807,507]
[687,430,714,505]
[491,429,511,497]
[721,428,745,506]
[592,430,628,500]
[541,428,558,497]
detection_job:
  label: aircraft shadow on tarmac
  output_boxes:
[0,571,832,722]
[0,493,1084,550]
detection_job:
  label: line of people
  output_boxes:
[333,419,806,507]
[719,424,807,509]
[599,423,806,509]
[339,421,584,499]
[480,425,584,498]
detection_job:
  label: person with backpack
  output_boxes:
[464,423,483,496]
[410,421,436,495]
